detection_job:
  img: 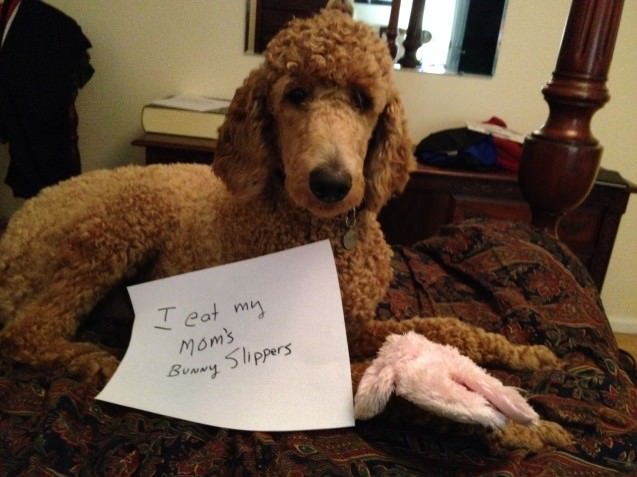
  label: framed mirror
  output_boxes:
[245,0,508,76]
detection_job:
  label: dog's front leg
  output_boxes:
[349,316,560,371]
[1,299,120,382]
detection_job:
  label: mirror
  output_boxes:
[245,0,508,76]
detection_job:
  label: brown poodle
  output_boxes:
[0,4,569,450]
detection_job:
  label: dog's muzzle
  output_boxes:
[309,165,352,203]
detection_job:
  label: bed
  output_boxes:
[1,1,635,475]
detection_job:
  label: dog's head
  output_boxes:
[214,5,414,218]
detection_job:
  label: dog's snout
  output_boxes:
[309,166,352,203]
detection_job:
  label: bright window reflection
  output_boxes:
[354,0,468,74]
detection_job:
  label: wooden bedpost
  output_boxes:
[518,0,624,236]
[386,0,401,60]
[397,0,426,68]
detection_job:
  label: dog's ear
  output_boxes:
[213,66,275,199]
[364,92,415,213]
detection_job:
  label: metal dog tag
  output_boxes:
[342,228,359,250]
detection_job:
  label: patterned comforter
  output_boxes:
[1,219,636,476]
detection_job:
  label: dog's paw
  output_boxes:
[524,344,562,370]
[354,332,539,429]
[492,419,574,452]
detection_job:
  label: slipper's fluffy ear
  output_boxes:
[213,66,276,199]
[364,91,415,213]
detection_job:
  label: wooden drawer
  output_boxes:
[453,197,531,223]
[558,208,602,249]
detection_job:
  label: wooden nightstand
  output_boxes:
[132,133,216,165]
[379,165,636,291]
[131,134,635,290]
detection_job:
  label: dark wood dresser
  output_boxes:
[132,133,636,290]
[379,165,636,290]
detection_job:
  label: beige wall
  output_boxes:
[1,0,635,328]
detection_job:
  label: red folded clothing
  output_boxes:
[483,116,523,173]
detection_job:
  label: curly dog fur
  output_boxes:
[0,5,569,451]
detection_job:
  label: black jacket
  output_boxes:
[0,0,93,198]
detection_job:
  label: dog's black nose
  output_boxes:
[309,166,352,203]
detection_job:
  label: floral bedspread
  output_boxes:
[1,219,636,476]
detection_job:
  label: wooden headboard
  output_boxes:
[388,0,625,237]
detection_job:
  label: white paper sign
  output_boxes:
[96,240,354,431]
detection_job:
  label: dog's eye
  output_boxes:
[285,87,309,106]
[352,89,373,111]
